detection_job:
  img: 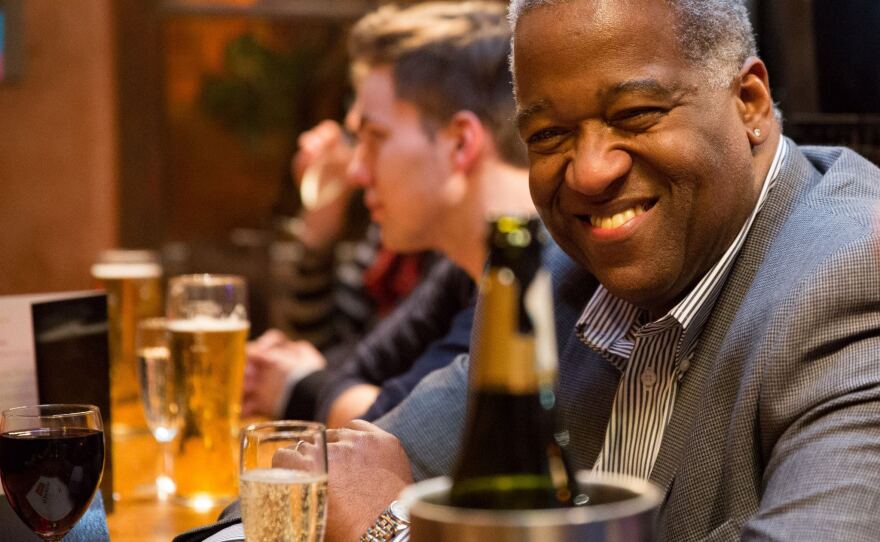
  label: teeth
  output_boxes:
[589,204,647,229]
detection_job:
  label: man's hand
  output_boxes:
[292,120,355,250]
[242,330,327,417]
[324,420,414,542]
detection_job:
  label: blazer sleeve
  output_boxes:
[740,233,880,541]
[362,303,474,421]
[375,353,470,481]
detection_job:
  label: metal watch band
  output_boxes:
[360,504,410,542]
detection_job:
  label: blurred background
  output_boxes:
[0,0,877,336]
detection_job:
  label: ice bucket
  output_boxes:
[402,472,661,541]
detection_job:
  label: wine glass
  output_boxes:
[239,421,328,542]
[0,404,105,542]
[136,317,180,498]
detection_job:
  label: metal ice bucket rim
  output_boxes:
[401,472,662,528]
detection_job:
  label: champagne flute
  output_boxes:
[240,421,328,542]
[136,317,180,497]
[0,404,105,542]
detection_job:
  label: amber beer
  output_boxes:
[91,256,163,430]
[167,317,248,506]
[92,252,164,502]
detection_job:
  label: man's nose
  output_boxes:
[346,145,373,188]
[565,130,632,197]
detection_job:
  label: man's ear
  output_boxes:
[445,110,486,173]
[735,57,774,146]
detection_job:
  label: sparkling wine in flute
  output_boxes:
[137,345,180,442]
[240,468,328,542]
[450,216,580,509]
[168,316,249,505]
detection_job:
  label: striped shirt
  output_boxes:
[579,138,788,480]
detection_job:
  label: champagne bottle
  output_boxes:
[450,216,577,509]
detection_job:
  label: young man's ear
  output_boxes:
[446,110,486,173]
[735,57,774,147]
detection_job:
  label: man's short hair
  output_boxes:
[508,0,757,88]
[349,1,527,166]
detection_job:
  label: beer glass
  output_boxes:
[91,249,163,501]
[167,274,249,509]
[135,317,179,498]
[91,249,163,431]
[240,421,328,542]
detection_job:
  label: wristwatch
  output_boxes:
[360,500,410,542]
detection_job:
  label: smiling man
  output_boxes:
[514,0,769,317]
[308,0,880,540]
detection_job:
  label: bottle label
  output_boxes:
[471,268,557,393]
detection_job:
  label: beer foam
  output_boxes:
[91,262,162,279]
[167,317,250,332]
[240,468,327,485]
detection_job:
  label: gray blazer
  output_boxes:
[378,140,880,541]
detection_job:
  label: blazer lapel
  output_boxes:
[648,139,816,498]
[558,335,621,470]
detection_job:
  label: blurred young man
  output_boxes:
[292,0,880,540]
[241,1,531,428]
[174,3,532,540]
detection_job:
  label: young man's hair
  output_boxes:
[349,1,526,166]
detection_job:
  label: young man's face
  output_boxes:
[346,66,456,253]
[514,0,761,315]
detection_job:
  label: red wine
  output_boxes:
[0,427,104,539]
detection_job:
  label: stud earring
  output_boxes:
[753,127,761,137]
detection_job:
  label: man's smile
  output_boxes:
[586,201,655,229]
[571,199,658,242]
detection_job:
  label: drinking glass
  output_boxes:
[91,249,163,501]
[0,405,105,542]
[90,249,163,432]
[240,421,328,542]
[136,317,180,498]
[166,274,249,509]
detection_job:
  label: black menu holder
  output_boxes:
[30,293,113,513]
[0,489,109,542]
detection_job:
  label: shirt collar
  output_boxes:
[577,137,789,362]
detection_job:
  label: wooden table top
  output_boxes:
[107,424,237,541]
[107,496,224,542]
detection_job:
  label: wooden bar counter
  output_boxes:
[108,497,223,542]
[107,423,241,541]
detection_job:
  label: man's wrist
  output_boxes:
[359,500,410,542]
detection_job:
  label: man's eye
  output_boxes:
[609,108,666,130]
[526,127,568,147]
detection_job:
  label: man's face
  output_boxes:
[514,0,760,315]
[346,66,455,252]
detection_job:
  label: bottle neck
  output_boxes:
[470,267,556,394]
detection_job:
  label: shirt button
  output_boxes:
[679,359,691,373]
[641,367,657,388]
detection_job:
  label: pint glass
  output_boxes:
[91,249,163,501]
[91,250,163,431]
[167,274,249,508]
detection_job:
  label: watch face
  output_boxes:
[389,500,410,523]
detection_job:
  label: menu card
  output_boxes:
[0,291,113,513]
